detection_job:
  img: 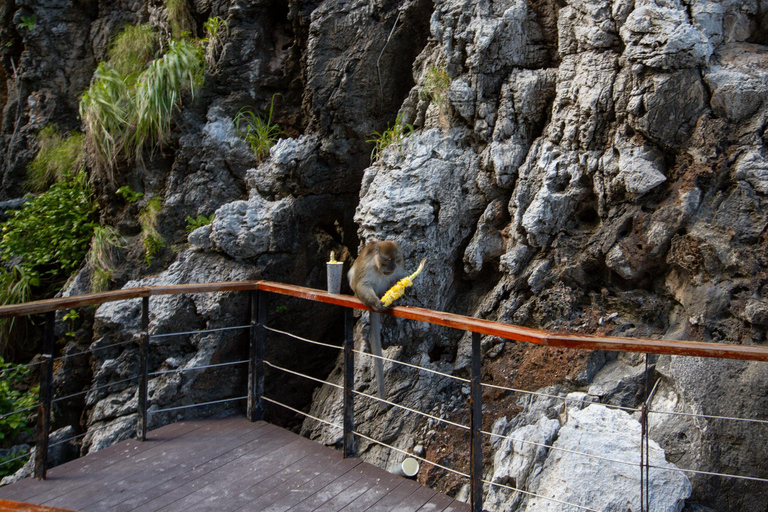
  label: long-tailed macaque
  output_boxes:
[348,241,408,400]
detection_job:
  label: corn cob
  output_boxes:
[380,258,426,307]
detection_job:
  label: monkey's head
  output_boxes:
[374,241,403,276]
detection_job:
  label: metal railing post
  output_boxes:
[470,331,483,512]
[343,308,356,458]
[248,289,266,421]
[34,311,55,479]
[137,297,149,441]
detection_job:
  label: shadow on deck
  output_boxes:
[0,416,468,512]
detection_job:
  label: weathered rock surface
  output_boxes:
[3,0,768,509]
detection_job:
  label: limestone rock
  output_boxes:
[523,405,691,511]
[620,5,712,69]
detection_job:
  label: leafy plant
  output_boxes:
[87,225,125,293]
[233,95,283,162]
[203,16,229,68]
[139,197,164,266]
[26,125,84,193]
[132,39,205,161]
[108,24,158,79]
[367,113,414,162]
[0,446,30,479]
[1,172,97,274]
[0,356,38,450]
[63,309,80,337]
[116,185,144,204]
[185,214,215,234]
[17,16,35,31]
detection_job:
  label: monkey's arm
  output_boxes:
[354,286,387,312]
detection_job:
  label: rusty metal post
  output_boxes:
[137,297,149,441]
[343,308,356,458]
[248,289,266,421]
[34,311,55,479]
[470,331,483,512]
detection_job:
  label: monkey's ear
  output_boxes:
[373,243,380,255]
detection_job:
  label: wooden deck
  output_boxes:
[0,416,469,512]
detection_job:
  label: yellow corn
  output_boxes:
[380,258,426,307]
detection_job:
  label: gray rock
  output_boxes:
[621,5,712,69]
[523,405,691,511]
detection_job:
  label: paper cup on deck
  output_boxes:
[393,457,420,479]
[327,262,343,294]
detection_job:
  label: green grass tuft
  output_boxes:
[233,95,283,162]
[79,62,132,179]
[26,125,84,192]
[108,24,158,79]
[87,225,125,293]
[367,113,414,162]
[203,16,229,69]
[164,0,194,40]
[132,39,205,161]
[139,196,165,266]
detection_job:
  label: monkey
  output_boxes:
[348,241,408,401]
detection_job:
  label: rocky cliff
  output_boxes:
[2,0,768,509]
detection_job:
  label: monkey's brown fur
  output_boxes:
[348,241,407,400]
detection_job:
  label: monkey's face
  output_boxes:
[377,254,398,275]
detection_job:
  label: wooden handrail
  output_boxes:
[2,280,768,362]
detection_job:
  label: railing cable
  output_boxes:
[53,339,135,362]
[149,359,248,377]
[481,381,637,413]
[481,429,638,468]
[482,479,601,512]
[648,409,768,425]
[150,324,250,339]
[151,396,247,414]
[0,360,43,375]
[0,403,40,421]
[263,360,343,390]
[52,376,139,404]
[353,349,471,384]
[648,463,768,483]
[352,429,470,479]
[353,389,470,431]
[0,450,32,468]
[262,396,342,431]
[263,325,343,351]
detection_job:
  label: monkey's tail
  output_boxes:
[369,312,386,402]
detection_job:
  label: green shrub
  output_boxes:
[26,125,85,192]
[87,225,125,293]
[367,113,414,162]
[185,213,214,234]
[1,172,97,274]
[0,356,38,450]
[116,185,143,204]
[139,197,164,266]
[233,95,282,162]
[108,24,158,79]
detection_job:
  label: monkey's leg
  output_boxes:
[369,312,386,402]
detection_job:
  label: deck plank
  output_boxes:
[0,416,469,512]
